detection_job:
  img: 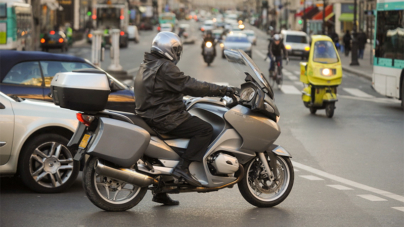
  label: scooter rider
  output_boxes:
[201,30,216,56]
[134,32,238,205]
[268,34,288,78]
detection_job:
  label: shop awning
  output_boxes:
[339,13,355,21]
[302,7,320,20]
[325,12,335,21]
[312,5,333,20]
[295,6,314,17]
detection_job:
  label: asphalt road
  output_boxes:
[1,21,403,227]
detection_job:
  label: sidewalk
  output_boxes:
[339,44,373,81]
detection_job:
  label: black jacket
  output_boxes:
[134,52,228,133]
[268,41,287,57]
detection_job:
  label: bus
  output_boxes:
[372,0,404,109]
[159,12,176,26]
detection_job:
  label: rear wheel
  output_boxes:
[325,102,335,118]
[238,155,294,207]
[82,156,147,211]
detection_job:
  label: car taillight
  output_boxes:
[58,38,64,43]
[76,113,95,127]
[88,33,92,38]
[157,26,161,31]
[50,31,55,35]
[40,38,45,43]
[120,31,124,36]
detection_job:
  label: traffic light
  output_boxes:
[298,19,303,25]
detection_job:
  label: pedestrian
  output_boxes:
[343,30,352,57]
[329,28,339,50]
[357,29,368,59]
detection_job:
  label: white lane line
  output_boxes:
[300,175,324,181]
[255,50,270,62]
[338,95,401,104]
[343,88,374,98]
[127,67,139,74]
[294,81,303,86]
[327,184,353,190]
[392,207,404,212]
[283,71,292,75]
[294,169,300,172]
[294,71,300,75]
[287,75,299,81]
[358,194,387,202]
[293,161,404,203]
[280,85,301,95]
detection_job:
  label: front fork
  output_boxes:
[258,145,292,180]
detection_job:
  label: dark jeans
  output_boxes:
[167,116,213,162]
[358,49,364,59]
[269,55,283,72]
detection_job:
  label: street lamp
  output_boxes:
[303,0,307,33]
[350,0,360,66]
[322,0,326,35]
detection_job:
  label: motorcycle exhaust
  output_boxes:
[95,161,158,187]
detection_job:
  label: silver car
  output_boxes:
[0,92,79,193]
[221,33,252,59]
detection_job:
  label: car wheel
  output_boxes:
[19,133,79,193]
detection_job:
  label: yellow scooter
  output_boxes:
[300,35,342,118]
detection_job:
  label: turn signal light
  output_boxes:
[206,42,212,48]
[76,113,95,127]
[58,38,64,43]
[40,38,45,43]
[304,46,310,51]
[88,33,92,38]
[285,45,291,50]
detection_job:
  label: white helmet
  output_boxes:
[273,34,280,41]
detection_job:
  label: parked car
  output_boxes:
[0,51,135,112]
[281,30,311,59]
[221,33,252,59]
[159,23,174,32]
[40,30,68,52]
[138,22,153,31]
[243,30,257,45]
[0,91,79,193]
[127,25,140,43]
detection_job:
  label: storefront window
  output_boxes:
[375,10,404,60]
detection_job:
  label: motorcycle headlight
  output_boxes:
[240,87,256,101]
[321,68,332,76]
[206,42,212,48]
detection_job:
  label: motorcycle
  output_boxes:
[50,50,294,212]
[300,35,343,118]
[203,41,215,66]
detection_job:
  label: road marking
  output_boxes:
[338,95,401,104]
[327,184,353,190]
[287,75,299,81]
[294,70,300,75]
[294,169,300,172]
[342,88,374,98]
[293,161,404,203]
[127,67,139,74]
[358,194,387,202]
[280,85,301,94]
[254,50,270,62]
[300,175,324,181]
[294,81,303,86]
[392,207,404,212]
[283,71,292,75]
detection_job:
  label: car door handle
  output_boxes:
[0,142,6,147]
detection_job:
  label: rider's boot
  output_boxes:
[152,192,179,206]
[172,158,202,187]
[269,70,274,78]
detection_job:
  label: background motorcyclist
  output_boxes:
[134,31,237,206]
[201,30,216,56]
[267,34,288,78]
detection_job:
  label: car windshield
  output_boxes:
[285,35,307,43]
[224,49,273,98]
[225,36,249,42]
[313,41,339,64]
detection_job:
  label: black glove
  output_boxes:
[225,87,239,96]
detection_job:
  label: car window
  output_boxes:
[40,61,94,87]
[285,35,308,43]
[2,61,43,86]
[226,36,249,42]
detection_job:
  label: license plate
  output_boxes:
[294,51,302,54]
[48,40,55,44]
[79,134,91,149]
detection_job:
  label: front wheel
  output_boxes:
[238,155,294,207]
[82,156,147,211]
[325,102,335,118]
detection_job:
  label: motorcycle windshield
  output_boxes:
[224,49,274,99]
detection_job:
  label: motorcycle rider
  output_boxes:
[267,34,288,78]
[134,32,237,205]
[201,30,216,56]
